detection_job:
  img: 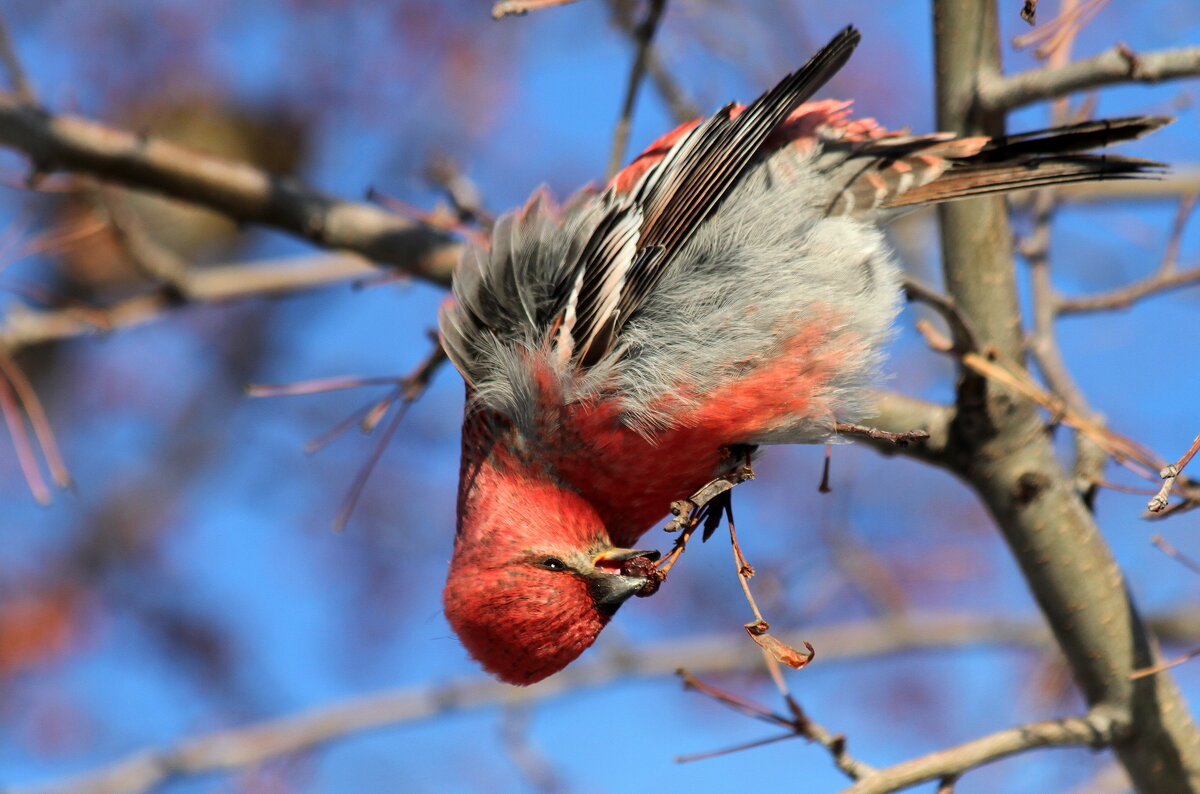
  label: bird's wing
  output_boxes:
[559,25,863,368]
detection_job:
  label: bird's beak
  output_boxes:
[587,548,662,616]
[592,547,661,571]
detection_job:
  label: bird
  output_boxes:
[437,26,1168,685]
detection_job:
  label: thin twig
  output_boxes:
[1129,647,1200,681]
[606,0,698,124]
[500,706,566,794]
[492,0,586,19]
[676,671,876,778]
[0,365,49,504]
[0,351,70,489]
[605,0,669,180]
[331,340,449,530]
[1055,265,1200,314]
[1150,534,1200,577]
[902,275,980,353]
[0,14,35,104]
[424,155,494,228]
[1148,432,1200,512]
[835,422,930,447]
[1011,0,1108,58]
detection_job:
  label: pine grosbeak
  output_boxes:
[438,27,1167,684]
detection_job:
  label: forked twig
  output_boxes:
[248,338,449,530]
[675,670,875,778]
[1148,432,1200,513]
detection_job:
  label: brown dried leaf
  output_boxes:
[745,625,815,670]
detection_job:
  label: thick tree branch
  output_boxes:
[0,96,459,286]
[980,45,1200,111]
[840,712,1121,794]
[932,2,1200,791]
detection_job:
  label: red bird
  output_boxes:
[438,27,1166,685]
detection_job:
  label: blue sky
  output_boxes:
[1,1,1199,792]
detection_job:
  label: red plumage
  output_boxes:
[438,27,1168,685]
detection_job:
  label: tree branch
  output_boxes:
[839,712,1121,794]
[856,391,955,467]
[932,2,1200,791]
[0,254,377,354]
[0,15,35,105]
[492,0,586,19]
[605,0,669,180]
[980,44,1200,111]
[16,606,1200,794]
[1056,265,1200,314]
[0,96,459,286]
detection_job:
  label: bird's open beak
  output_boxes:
[587,548,662,615]
[592,547,661,572]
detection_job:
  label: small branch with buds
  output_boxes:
[1147,432,1200,514]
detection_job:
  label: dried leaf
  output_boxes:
[745,626,815,670]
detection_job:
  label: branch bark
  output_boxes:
[4,609,1168,794]
[840,713,1120,794]
[0,254,377,354]
[931,1,1200,791]
[16,606,1200,794]
[980,44,1200,111]
[0,96,459,287]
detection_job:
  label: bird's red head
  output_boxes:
[443,473,659,685]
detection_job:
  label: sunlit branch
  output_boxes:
[0,254,377,355]
[840,712,1120,794]
[0,96,460,286]
[16,608,1200,794]
[980,44,1200,111]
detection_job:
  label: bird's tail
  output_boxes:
[878,116,1171,209]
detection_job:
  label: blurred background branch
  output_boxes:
[0,1,1197,792]
[13,607,1200,794]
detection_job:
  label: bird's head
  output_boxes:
[444,478,660,685]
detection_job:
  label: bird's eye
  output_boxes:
[536,557,568,572]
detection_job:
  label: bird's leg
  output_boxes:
[656,455,756,575]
